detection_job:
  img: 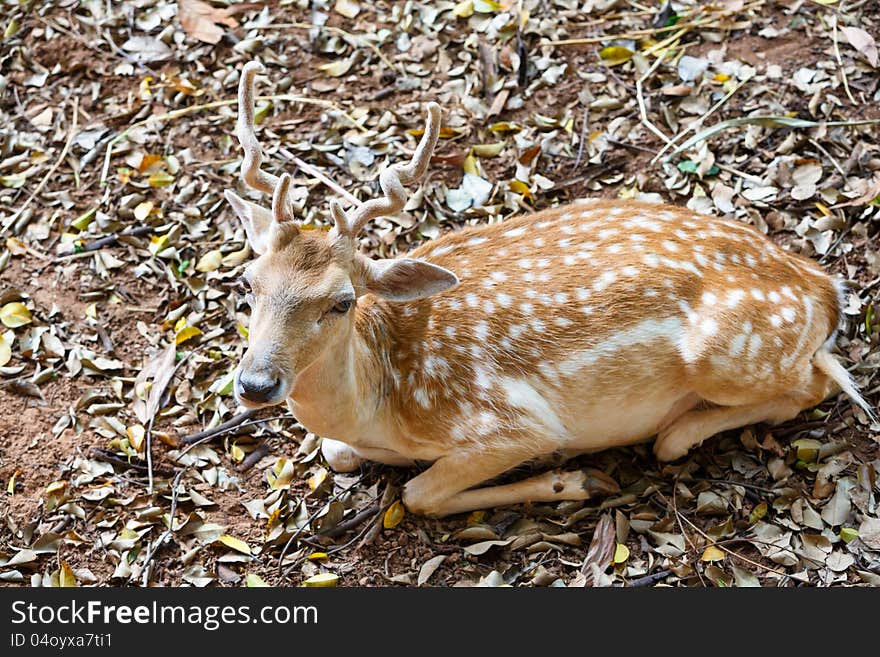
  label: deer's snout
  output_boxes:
[234,363,286,407]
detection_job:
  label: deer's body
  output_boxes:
[226,63,872,517]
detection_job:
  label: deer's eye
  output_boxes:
[331,299,353,314]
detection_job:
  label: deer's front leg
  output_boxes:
[401,445,619,517]
[321,438,365,472]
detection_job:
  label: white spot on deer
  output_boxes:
[731,254,741,265]
[598,228,617,240]
[774,336,783,347]
[558,238,573,249]
[539,293,553,306]
[518,258,532,269]
[743,320,753,334]
[644,288,657,297]
[608,207,625,217]
[643,254,660,267]
[554,317,573,328]
[504,227,526,238]
[781,286,796,300]
[536,258,551,268]
[750,289,765,301]
[475,321,490,340]
[467,236,488,246]
[553,292,569,304]
[490,271,508,283]
[563,255,577,266]
[729,333,747,356]
[497,248,509,257]
[500,336,513,350]
[608,244,623,254]
[683,220,697,229]
[575,288,590,301]
[561,212,574,220]
[483,300,496,314]
[622,266,639,277]
[781,307,795,323]
[747,334,763,360]
[502,377,568,436]
[447,298,463,310]
[465,293,480,308]
[630,233,646,242]
[768,291,782,303]
[474,365,494,390]
[725,289,745,308]
[475,411,498,436]
[593,270,618,291]
[701,292,718,306]
[510,324,525,339]
[531,319,546,332]
[533,237,545,248]
[414,388,431,408]
[580,305,594,315]
[662,240,679,252]
[430,244,455,257]
[444,326,457,338]
[538,271,552,283]
[745,254,757,267]
[562,317,683,375]
[700,318,719,336]
[694,253,708,268]
[497,292,513,308]
[769,314,782,328]
[561,224,576,235]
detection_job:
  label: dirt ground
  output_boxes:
[1,1,879,587]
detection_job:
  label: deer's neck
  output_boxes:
[287,298,396,441]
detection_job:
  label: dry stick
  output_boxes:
[808,138,850,183]
[4,96,79,235]
[636,50,674,147]
[628,569,674,587]
[359,479,396,548]
[56,225,155,259]
[99,94,366,187]
[650,79,747,166]
[571,107,590,173]
[317,501,381,539]
[277,474,367,575]
[672,482,707,588]
[178,409,259,446]
[236,443,270,473]
[831,14,857,105]
[277,147,362,207]
[140,467,186,587]
[654,490,789,578]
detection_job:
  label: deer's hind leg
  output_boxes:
[653,352,831,462]
[402,440,618,517]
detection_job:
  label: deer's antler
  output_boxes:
[236,61,280,196]
[332,103,441,239]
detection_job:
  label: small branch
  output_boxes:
[141,468,186,587]
[178,409,259,446]
[317,502,381,539]
[277,147,363,207]
[571,107,589,172]
[4,96,79,236]
[56,225,155,259]
[831,14,857,105]
[628,569,673,587]
[90,448,175,478]
[235,443,270,472]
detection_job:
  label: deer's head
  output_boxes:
[226,63,458,408]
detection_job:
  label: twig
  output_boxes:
[277,147,363,207]
[672,481,707,587]
[831,14,857,105]
[146,351,191,494]
[235,443,270,472]
[178,409,259,446]
[655,490,789,578]
[3,97,79,236]
[636,52,673,146]
[317,502,381,539]
[99,94,365,187]
[56,225,155,259]
[571,107,589,172]
[628,569,673,587]
[359,479,396,548]
[141,468,186,587]
[90,448,174,478]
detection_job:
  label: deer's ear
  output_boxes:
[360,257,459,302]
[225,190,273,255]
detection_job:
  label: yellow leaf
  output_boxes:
[195,249,223,273]
[0,302,32,328]
[218,534,252,555]
[302,573,338,587]
[408,126,460,139]
[463,152,479,175]
[85,303,97,320]
[127,424,146,452]
[334,0,360,18]
[45,481,67,495]
[793,438,822,462]
[599,45,634,66]
[474,0,502,13]
[6,469,22,495]
[246,573,270,587]
[138,153,164,174]
[701,545,725,562]
[613,543,630,564]
[453,0,474,18]
[59,561,78,587]
[5,237,27,255]
[383,500,405,529]
[317,58,353,77]
[713,72,730,82]
[230,443,245,463]
[175,325,203,345]
[134,201,154,221]
[308,552,329,562]
[148,171,175,187]
[471,142,505,158]
[174,316,187,332]
[488,121,521,134]
[814,202,832,217]
[508,179,533,199]
[0,336,11,367]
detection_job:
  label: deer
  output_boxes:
[223,62,874,518]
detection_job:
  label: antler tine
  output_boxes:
[236,62,280,195]
[272,173,297,229]
[343,102,441,238]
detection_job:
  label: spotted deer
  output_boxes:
[225,62,873,517]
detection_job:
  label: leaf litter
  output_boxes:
[0,0,879,587]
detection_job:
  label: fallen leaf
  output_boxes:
[0,302,32,328]
[218,534,252,555]
[302,573,338,587]
[383,500,405,529]
[841,26,878,67]
[179,0,239,45]
[417,555,446,586]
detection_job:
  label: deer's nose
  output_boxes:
[235,366,284,405]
